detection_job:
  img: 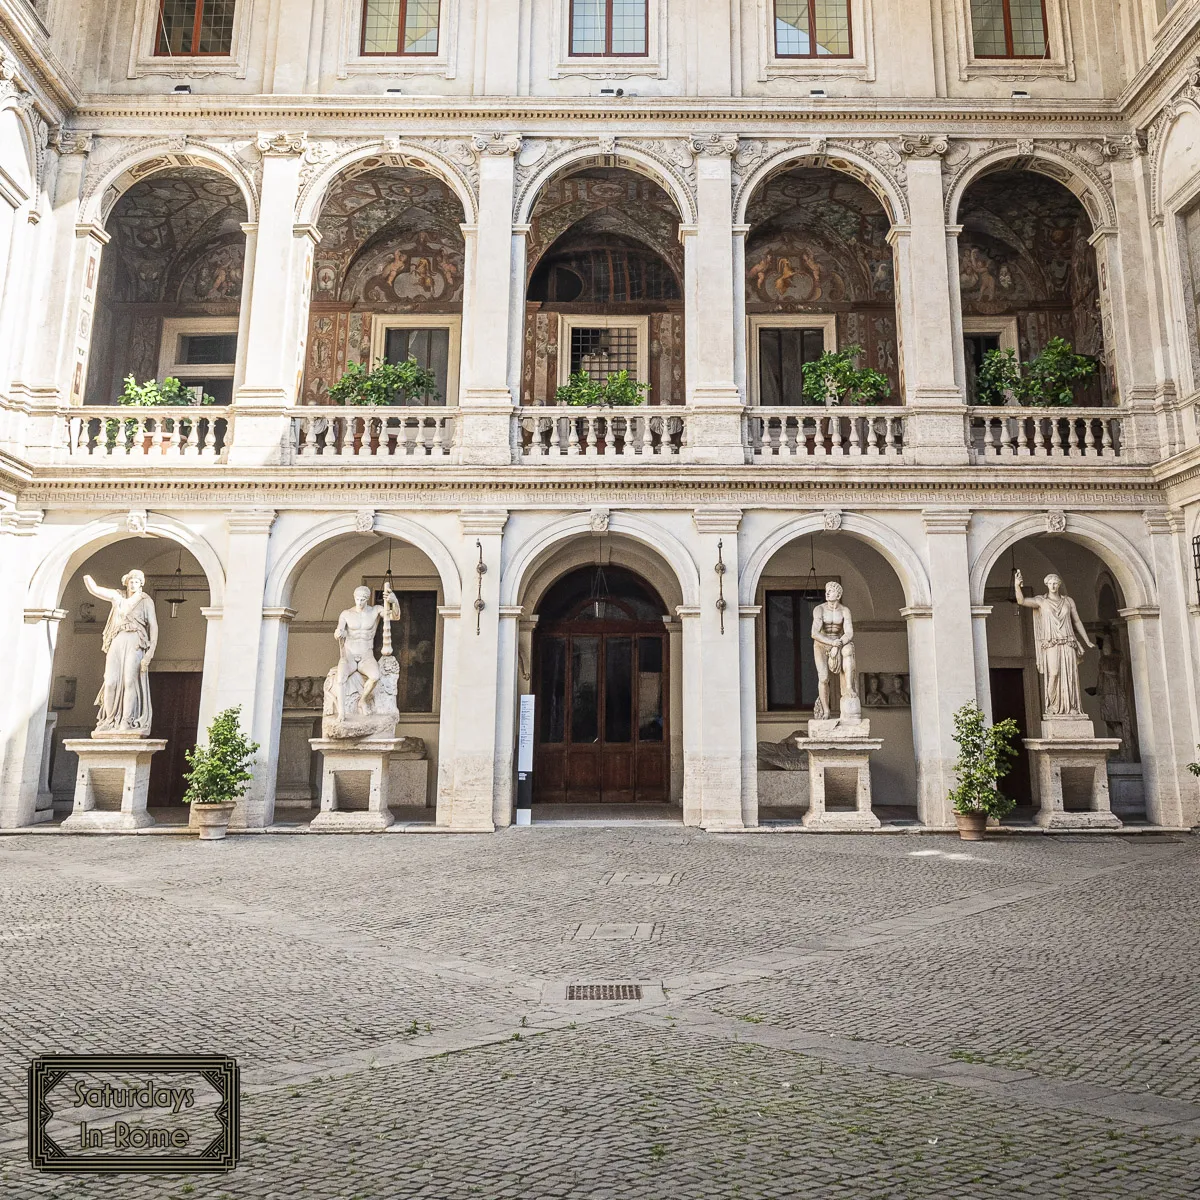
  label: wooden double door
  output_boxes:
[533,616,668,805]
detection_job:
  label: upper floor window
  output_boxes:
[154,0,236,55]
[773,0,852,58]
[361,0,440,56]
[970,0,1047,58]
[570,0,648,57]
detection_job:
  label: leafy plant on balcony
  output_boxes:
[1017,337,1098,407]
[948,701,1021,820]
[556,369,650,407]
[974,339,1098,408]
[329,358,440,406]
[800,345,891,406]
[119,375,216,406]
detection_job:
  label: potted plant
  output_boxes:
[555,369,649,407]
[948,701,1021,840]
[974,347,1021,406]
[974,339,1098,408]
[111,375,216,452]
[328,358,440,406]
[183,706,259,841]
[800,345,891,406]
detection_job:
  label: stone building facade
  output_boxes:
[1,0,1199,832]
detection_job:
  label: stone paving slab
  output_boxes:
[0,829,1196,1198]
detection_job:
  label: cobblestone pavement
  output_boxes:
[1,829,1198,1198]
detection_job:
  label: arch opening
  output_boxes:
[743,166,899,406]
[982,536,1144,818]
[301,164,468,408]
[85,167,249,408]
[957,169,1108,406]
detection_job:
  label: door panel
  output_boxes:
[148,672,202,807]
[989,667,1033,807]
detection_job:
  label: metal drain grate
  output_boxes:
[566,983,643,1002]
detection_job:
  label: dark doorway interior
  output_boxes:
[148,672,203,807]
[989,667,1033,808]
[533,566,668,804]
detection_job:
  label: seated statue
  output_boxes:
[322,584,402,741]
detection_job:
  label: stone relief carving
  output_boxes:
[354,508,376,534]
[126,508,148,534]
[862,673,910,708]
[823,508,843,532]
[1045,509,1067,534]
[757,732,810,771]
[589,507,610,533]
[284,677,326,709]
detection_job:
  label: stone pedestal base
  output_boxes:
[795,735,883,830]
[1025,737,1123,830]
[61,738,166,831]
[308,738,422,831]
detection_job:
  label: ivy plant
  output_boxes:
[800,345,891,406]
[183,706,260,806]
[1016,337,1098,407]
[556,369,650,407]
[329,358,440,406]
[948,701,1021,820]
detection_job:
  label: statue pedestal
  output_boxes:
[795,724,883,830]
[1024,735,1123,829]
[308,738,424,831]
[61,737,166,831]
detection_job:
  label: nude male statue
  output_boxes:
[811,581,859,722]
[334,583,401,719]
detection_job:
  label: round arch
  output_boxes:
[81,143,259,227]
[515,146,697,226]
[1152,99,1200,219]
[264,513,463,611]
[945,146,1116,230]
[26,514,227,612]
[0,104,36,205]
[502,513,701,610]
[968,514,1156,609]
[739,513,933,608]
[734,147,907,227]
[296,142,478,227]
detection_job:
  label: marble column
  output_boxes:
[687,506,745,830]
[892,137,969,465]
[684,137,744,465]
[229,133,311,466]
[458,136,520,466]
[738,602,761,827]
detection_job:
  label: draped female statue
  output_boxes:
[84,570,158,735]
[1014,570,1093,716]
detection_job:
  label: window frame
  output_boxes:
[358,0,441,58]
[131,0,251,77]
[158,316,239,382]
[954,0,1072,80]
[556,315,650,390]
[153,0,238,57]
[747,315,836,407]
[369,314,462,406]
[568,0,649,58]
[759,583,840,714]
[772,0,853,60]
[968,0,1049,59]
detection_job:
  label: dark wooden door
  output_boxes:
[989,667,1033,807]
[534,626,668,804]
[148,672,203,807]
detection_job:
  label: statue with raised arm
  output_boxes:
[811,581,860,722]
[83,569,158,736]
[1014,570,1093,716]
[322,582,402,739]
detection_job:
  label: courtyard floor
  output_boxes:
[1,827,1198,1199]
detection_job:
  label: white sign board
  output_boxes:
[518,694,536,774]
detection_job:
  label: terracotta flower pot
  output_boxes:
[955,811,987,841]
[193,801,237,841]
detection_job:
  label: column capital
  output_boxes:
[899,605,933,620]
[292,223,322,244]
[896,134,950,160]
[23,607,68,624]
[885,224,911,246]
[74,223,110,244]
[471,133,522,157]
[1,508,44,535]
[692,506,742,535]
[255,131,311,157]
[1143,507,1184,536]
[458,507,509,537]
[922,507,972,535]
[262,606,297,623]
[1118,605,1160,621]
[227,508,277,535]
[971,605,993,618]
[200,606,223,621]
[690,133,740,158]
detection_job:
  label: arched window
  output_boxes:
[969,0,1048,58]
[773,0,852,58]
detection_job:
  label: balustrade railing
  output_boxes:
[292,408,458,459]
[65,408,229,459]
[968,407,1124,461]
[518,407,686,459]
[745,407,906,460]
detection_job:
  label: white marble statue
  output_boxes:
[83,570,158,736]
[811,581,860,722]
[1014,570,1094,716]
[322,582,402,739]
